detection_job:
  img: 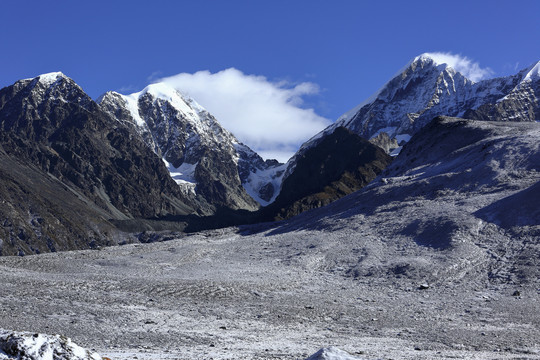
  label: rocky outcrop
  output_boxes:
[0,329,103,360]
[305,347,362,360]
[368,131,399,154]
[262,127,392,220]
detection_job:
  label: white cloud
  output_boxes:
[157,68,331,162]
[147,71,163,83]
[421,52,493,82]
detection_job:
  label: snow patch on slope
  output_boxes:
[122,93,145,127]
[522,61,540,82]
[243,163,287,205]
[395,133,411,144]
[163,159,197,194]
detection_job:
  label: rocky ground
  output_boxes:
[0,227,539,360]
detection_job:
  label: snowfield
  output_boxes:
[0,118,539,359]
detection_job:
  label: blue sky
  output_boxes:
[1,0,539,160]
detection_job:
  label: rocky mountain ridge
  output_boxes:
[99,85,284,208]
[0,73,204,254]
[1,54,539,256]
[282,55,540,181]
[0,72,290,254]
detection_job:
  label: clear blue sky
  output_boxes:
[1,0,538,159]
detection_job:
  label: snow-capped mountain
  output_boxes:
[335,54,539,143]
[0,72,194,221]
[99,84,284,208]
[283,54,540,180]
[0,72,212,255]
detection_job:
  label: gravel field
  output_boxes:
[1,226,539,360]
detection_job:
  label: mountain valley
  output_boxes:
[1,116,539,359]
[0,54,539,359]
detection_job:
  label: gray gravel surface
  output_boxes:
[1,228,539,359]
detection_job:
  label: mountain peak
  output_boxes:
[522,60,540,82]
[27,71,68,87]
[143,82,183,100]
[413,52,452,67]
[125,82,207,120]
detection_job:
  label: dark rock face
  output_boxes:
[258,182,275,203]
[193,149,258,211]
[0,147,124,256]
[263,127,392,220]
[0,73,201,255]
[0,74,197,219]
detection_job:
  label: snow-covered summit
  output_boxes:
[99,82,284,208]
[522,61,540,82]
[32,71,67,86]
[101,83,206,129]
[329,53,535,141]
[39,71,65,84]
[283,54,539,184]
[413,52,461,68]
[22,71,66,86]
[412,52,493,82]
[13,71,93,114]
[130,83,206,122]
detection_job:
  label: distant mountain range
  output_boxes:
[0,54,538,255]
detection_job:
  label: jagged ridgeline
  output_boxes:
[0,53,538,255]
[0,73,199,255]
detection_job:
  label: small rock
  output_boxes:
[419,283,430,290]
[512,290,521,297]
